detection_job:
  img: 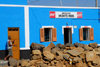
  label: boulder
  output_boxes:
[56,43,64,49]
[32,50,41,55]
[63,54,70,61]
[32,55,41,60]
[30,43,45,50]
[74,43,85,47]
[21,60,29,67]
[51,47,60,55]
[83,45,93,51]
[65,47,84,56]
[9,57,18,67]
[43,42,55,51]
[73,57,82,63]
[43,51,55,61]
[89,42,98,48]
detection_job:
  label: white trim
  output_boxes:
[98,44,100,46]
[24,6,30,49]
[42,26,54,28]
[20,48,30,50]
[0,4,100,9]
[81,26,91,28]
[62,26,73,34]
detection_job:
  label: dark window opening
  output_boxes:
[83,28,90,40]
[44,28,52,41]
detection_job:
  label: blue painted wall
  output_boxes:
[29,7,100,46]
[0,0,27,5]
[0,7,25,50]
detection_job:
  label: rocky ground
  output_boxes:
[2,42,100,67]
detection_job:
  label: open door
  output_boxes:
[8,28,20,60]
[64,28,72,44]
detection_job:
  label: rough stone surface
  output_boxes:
[43,51,55,60]
[9,57,18,67]
[32,50,41,55]
[21,60,29,67]
[89,42,98,48]
[66,47,84,56]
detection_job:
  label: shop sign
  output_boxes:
[50,11,82,18]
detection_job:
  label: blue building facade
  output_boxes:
[0,0,100,59]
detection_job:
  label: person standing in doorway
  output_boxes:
[4,36,15,60]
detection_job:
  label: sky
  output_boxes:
[28,0,100,7]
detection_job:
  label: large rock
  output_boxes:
[86,50,100,65]
[32,50,41,55]
[74,43,85,47]
[73,57,82,63]
[21,60,29,67]
[63,54,70,61]
[83,45,93,51]
[65,43,74,47]
[51,47,60,55]
[32,55,42,60]
[86,51,96,62]
[30,43,45,50]
[56,43,64,49]
[43,42,55,51]
[65,47,84,56]
[9,57,19,67]
[43,51,55,60]
[89,42,98,48]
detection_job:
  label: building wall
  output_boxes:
[29,7,100,46]
[0,6,25,50]
[0,5,100,50]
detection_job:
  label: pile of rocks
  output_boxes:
[9,42,100,67]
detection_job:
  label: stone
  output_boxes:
[32,50,41,55]
[63,54,70,61]
[51,47,60,55]
[89,42,98,48]
[43,42,55,51]
[43,51,55,60]
[86,51,97,62]
[9,57,18,67]
[21,60,29,67]
[74,43,85,47]
[29,60,39,66]
[73,57,82,63]
[83,45,93,51]
[65,47,84,56]
[56,43,64,49]
[75,61,88,67]
[30,43,45,50]
[56,56,63,61]
[32,55,41,60]
[56,62,63,67]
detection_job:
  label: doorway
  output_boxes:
[8,28,20,60]
[64,28,72,44]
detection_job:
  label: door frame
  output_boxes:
[8,27,20,59]
[62,26,73,44]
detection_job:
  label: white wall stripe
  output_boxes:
[0,4,100,9]
[24,6,30,49]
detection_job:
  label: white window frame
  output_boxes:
[62,26,73,34]
[42,26,54,42]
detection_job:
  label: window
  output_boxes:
[44,28,52,41]
[79,27,94,41]
[40,28,57,42]
[83,28,90,40]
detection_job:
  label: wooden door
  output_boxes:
[8,28,20,60]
